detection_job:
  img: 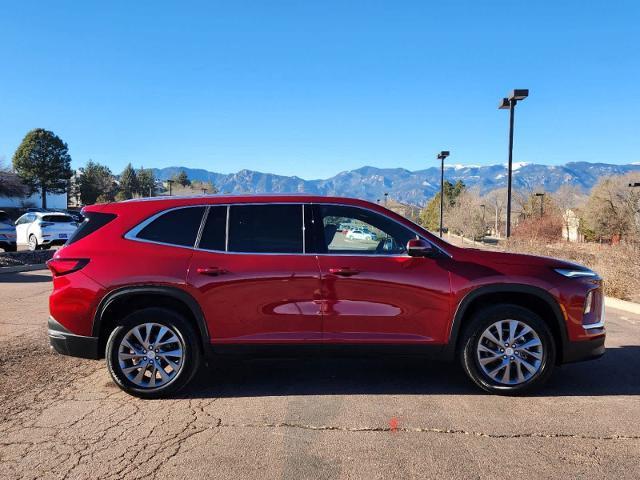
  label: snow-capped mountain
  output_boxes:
[152,162,640,206]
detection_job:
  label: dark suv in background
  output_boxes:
[47,195,605,398]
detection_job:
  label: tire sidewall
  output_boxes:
[106,308,200,399]
[461,305,556,395]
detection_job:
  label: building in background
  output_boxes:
[562,209,583,242]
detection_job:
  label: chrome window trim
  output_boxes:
[301,203,306,254]
[124,201,449,258]
[193,206,210,249]
[123,205,208,250]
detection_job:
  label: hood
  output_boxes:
[456,247,589,271]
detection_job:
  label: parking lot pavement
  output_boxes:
[1,270,639,479]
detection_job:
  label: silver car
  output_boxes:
[0,210,17,252]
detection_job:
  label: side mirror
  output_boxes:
[406,238,435,257]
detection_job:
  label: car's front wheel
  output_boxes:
[460,305,556,395]
[106,307,201,399]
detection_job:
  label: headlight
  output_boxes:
[554,268,599,278]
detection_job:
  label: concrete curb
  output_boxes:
[0,264,48,274]
[605,296,640,315]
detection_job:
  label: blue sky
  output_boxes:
[0,1,638,179]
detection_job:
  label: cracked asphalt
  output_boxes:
[1,270,639,479]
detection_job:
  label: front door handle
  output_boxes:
[196,267,228,276]
[328,267,360,277]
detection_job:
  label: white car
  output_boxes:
[15,211,79,251]
[345,228,377,241]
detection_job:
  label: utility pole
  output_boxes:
[437,151,450,237]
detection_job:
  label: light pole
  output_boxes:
[480,204,486,236]
[437,151,450,237]
[535,192,545,217]
[384,192,389,206]
[499,89,529,237]
[167,179,174,196]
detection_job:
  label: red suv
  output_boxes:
[47,195,605,398]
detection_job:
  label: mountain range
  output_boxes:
[151,162,640,206]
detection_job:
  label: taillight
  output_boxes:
[46,258,89,276]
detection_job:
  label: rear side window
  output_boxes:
[137,207,206,247]
[198,206,227,251]
[66,212,117,245]
[42,215,73,223]
[228,204,302,253]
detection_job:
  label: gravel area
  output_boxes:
[0,250,54,268]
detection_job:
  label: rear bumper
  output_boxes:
[48,316,100,359]
[562,331,606,363]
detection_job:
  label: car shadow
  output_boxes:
[180,345,640,398]
[0,272,51,283]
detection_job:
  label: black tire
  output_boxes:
[28,234,39,251]
[460,304,556,395]
[3,245,17,252]
[106,307,201,399]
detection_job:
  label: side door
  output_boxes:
[15,214,33,244]
[187,203,323,344]
[312,204,452,344]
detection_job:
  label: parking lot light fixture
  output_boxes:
[499,89,529,238]
[437,151,450,238]
[384,192,389,206]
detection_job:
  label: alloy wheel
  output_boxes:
[476,319,544,385]
[117,322,185,389]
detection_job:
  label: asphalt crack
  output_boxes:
[217,422,640,441]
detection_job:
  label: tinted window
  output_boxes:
[198,206,227,251]
[316,204,415,255]
[137,207,205,247]
[228,204,303,253]
[42,215,74,223]
[0,212,11,224]
[66,212,117,245]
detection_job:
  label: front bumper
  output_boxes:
[562,331,606,363]
[48,316,100,359]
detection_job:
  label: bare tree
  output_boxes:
[448,188,486,240]
[483,188,507,238]
[583,173,640,242]
[553,184,586,241]
[0,158,27,198]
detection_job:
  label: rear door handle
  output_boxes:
[196,267,228,276]
[328,267,360,277]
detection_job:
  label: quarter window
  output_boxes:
[228,204,303,253]
[316,204,415,255]
[136,207,206,247]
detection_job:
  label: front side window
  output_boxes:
[136,207,206,247]
[228,204,303,253]
[316,204,415,255]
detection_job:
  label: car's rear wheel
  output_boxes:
[460,305,556,395]
[28,234,39,251]
[106,307,201,399]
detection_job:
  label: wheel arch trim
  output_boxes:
[443,283,568,360]
[93,285,210,350]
